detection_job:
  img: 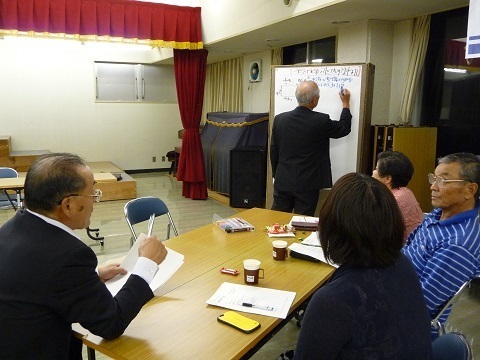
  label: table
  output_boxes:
[75,208,334,359]
[0,177,25,190]
[0,177,25,209]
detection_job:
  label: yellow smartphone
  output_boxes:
[217,311,261,333]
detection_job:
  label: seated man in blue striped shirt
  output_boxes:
[403,152,480,338]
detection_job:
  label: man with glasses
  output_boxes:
[403,152,480,338]
[0,153,168,359]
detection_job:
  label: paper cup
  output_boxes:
[243,259,264,285]
[272,240,288,261]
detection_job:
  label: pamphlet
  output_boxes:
[290,216,319,231]
[213,213,255,233]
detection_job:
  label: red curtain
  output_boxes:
[174,49,208,200]
[0,0,202,49]
[445,40,480,67]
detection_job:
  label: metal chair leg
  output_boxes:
[3,190,17,210]
[87,346,96,360]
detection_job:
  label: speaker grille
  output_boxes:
[230,147,266,208]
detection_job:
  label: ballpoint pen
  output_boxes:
[241,302,274,311]
[147,214,155,237]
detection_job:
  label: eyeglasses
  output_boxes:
[428,173,464,188]
[58,189,103,204]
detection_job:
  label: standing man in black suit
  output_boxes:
[270,80,352,216]
[0,153,168,359]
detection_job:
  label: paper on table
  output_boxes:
[105,233,184,296]
[288,243,338,268]
[206,282,296,319]
[300,231,320,246]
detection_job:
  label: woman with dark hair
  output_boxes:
[373,150,424,242]
[293,173,432,359]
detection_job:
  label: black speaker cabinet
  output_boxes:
[230,146,267,208]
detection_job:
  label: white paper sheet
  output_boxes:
[300,231,320,246]
[105,233,184,296]
[206,282,296,319]
[267,232,296,238]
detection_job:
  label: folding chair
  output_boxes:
[431,279,472,336]
[124,196,178,246]
[0,167,19,210]
[432,331,472,360]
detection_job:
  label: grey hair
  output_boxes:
[438,152,480,197]
[24,153,88,212]
[295,81,320,106]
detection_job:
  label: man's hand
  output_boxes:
[339,88,351,108]
[98,263,127,283]
[138,236,168,265]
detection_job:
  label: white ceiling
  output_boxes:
[198,0,469,64]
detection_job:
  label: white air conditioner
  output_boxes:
[249,60,262,82]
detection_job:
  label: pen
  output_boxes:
[147,214,155,237]
[300,243,321,248]
[236,218,246,225]
[241,302,274,311]
[340,86,344,95]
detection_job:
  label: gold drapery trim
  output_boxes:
[0,29,203,50]
[205,116,268,127]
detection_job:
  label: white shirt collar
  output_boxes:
[26,209,82,240]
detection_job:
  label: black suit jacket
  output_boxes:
[0,210,154,360]
[270,106,352,192]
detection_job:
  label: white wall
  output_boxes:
[337,21,369,63]
[243,51,272,113]
[337,20,396,125]
[200,0,342,44]
[389,20,413,124]
[367,20,395,125]
[0,37,182,171]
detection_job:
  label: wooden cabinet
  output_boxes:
[372,126,437,212]
[0,136,11,156]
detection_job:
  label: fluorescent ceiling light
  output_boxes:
[444,67,467,73]
[312,58,323,63]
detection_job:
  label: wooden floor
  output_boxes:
[1,172,479,359]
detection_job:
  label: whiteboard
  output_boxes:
[272,64,364,184]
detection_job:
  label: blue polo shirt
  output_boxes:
[403,202,480,328]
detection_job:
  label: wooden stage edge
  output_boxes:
[207,189,229,206]
[15,161,136,202]
[207,189,246,213]
[86,161,136,202]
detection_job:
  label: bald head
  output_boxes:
[295,81,320,109]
